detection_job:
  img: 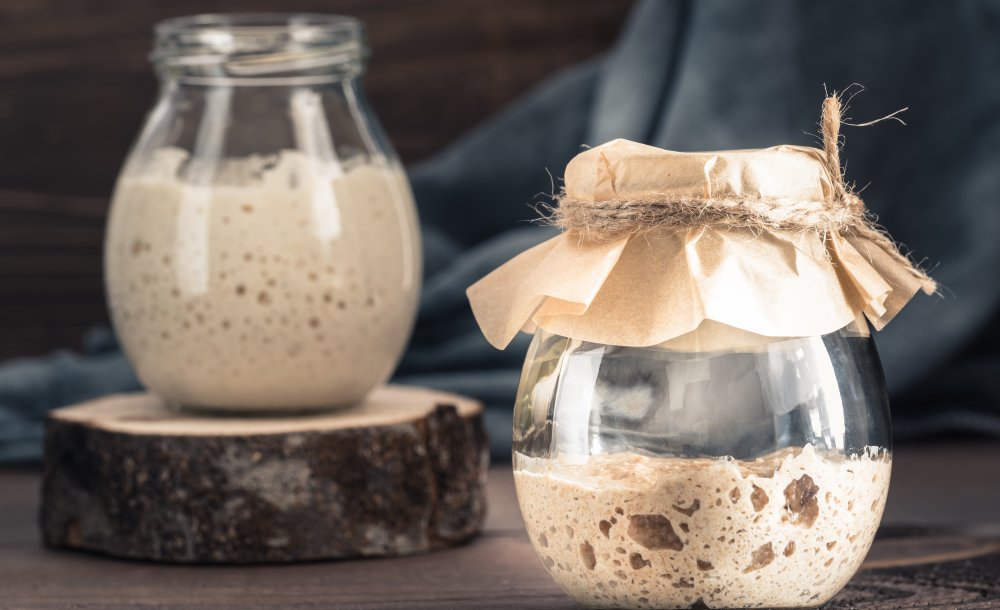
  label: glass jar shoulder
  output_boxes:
[513,325,892,462]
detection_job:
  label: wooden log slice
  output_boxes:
[40,385,489,563]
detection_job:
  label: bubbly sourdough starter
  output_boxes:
[514,445,890,609]
[105,149,420,409]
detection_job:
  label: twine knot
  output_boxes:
[549,90,932,286]
[552,94,894,240]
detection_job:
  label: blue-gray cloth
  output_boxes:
[3,0,999,461]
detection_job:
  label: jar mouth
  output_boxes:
[152,13,367,84]
[155,13,362,38]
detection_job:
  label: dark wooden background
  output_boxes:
[0,0,632,361]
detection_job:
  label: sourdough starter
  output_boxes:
[105,149,420,410]
[514,445,890,609]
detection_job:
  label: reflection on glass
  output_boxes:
[513,324,892,609]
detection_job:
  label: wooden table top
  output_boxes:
[2,440,999,609]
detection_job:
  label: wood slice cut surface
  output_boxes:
[41,385,489,563]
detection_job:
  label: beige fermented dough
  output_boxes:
[105,149,420,410]
[514,445,890,609]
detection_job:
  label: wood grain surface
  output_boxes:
[0,0,631,360]
[2,440,999,609]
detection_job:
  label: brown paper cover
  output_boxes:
[467,139,935,349]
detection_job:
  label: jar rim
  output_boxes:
[152,13,367,84]
[155,13,363,38]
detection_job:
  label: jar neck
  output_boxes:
[152,13,367,87]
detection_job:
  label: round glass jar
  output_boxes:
[104,14,421,411]
[512,324,892,609]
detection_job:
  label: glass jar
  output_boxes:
[513,323,892,609]
[104,14,421,411]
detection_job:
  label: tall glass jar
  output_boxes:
[513,323,892,609]
[105,14,421,411]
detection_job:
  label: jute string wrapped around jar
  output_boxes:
[468,95,937,350]
[553,97,929,282]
